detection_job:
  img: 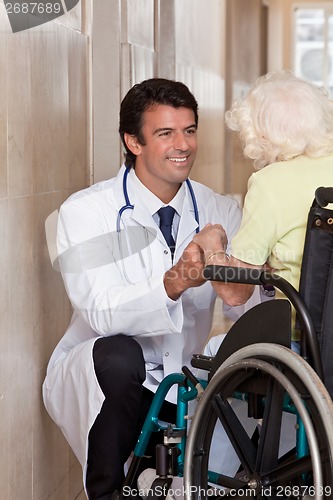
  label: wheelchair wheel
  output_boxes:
[184,343,333,500]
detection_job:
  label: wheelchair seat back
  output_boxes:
[298,187,333,397]
[208,299,291,379]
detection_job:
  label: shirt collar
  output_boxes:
[129,168,186,217]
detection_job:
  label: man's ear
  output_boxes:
[124,133,142,156]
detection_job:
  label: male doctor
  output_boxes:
[42,78,252,499]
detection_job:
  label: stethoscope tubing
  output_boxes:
[116,167,200,233]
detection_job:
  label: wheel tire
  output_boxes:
[184,344,333,500]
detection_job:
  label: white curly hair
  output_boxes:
[225,70,333,170]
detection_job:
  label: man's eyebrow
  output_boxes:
[153,127,173,135]
[153,124,197,135]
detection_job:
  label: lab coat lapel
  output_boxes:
[132,203,182,257]
[114,168,199,253]
[131,203,159,236]
[130,183,199,255]
[115,173,163,245]
[176,186,199,252]
[113,166,156,231]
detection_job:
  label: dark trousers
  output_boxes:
[86,335,176,500]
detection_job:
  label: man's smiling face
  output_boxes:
[125,104,198,202]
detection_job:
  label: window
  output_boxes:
[294,5,333,97]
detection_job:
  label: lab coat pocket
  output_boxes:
[118,248,154,284]
[191,281,215,310]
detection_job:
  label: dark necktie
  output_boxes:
[158,206,176,258]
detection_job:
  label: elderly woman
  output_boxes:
[194,70,333,341]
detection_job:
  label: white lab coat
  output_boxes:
[42,165,244,476]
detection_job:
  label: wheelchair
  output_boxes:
[119,187,333,500]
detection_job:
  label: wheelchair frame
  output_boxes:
[119,187,333,500]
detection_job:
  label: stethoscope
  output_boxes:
[115,167,200,284]
[116,166,200,233]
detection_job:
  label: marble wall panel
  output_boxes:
[68,30,89,190]
[33,367,72,500]
[0,198,9,500]
[32,191,73,371]
[30,25,70,194]
[55,0,83,32]
[7,195,34,497]
[0,4,8,200]
[130,43,155,86]
[125,0,154,49]
[175,0,225,76]
[92,0,122,182]
[7,32,33,198]
[0,1,90,497]
[224,0,264,198]
[174,0,226,193]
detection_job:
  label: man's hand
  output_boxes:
[164,241,206,300]
[193,223,256,306]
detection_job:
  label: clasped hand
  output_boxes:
[164,223,228,300]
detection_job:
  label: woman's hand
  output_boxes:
[194,224,257,306]
[193,223,228,263]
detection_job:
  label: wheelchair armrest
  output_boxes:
[191,353,214,371]
[203,265,324,381]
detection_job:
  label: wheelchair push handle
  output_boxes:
[203,265,279,287]
[204,264,310,305]
[315,186,333,207]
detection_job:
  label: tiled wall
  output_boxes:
[93,0,228,195]
[174,0,226,192]
[224,0,266,198]
[0,2,89,499]
[130,0,226,193]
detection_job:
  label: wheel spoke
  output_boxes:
[211,393,257,474]
[262,453,313,486]
[256,376,284,474]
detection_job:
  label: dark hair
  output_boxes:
[119,78,199,167]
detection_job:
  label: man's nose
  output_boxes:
[173,131,189,150]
